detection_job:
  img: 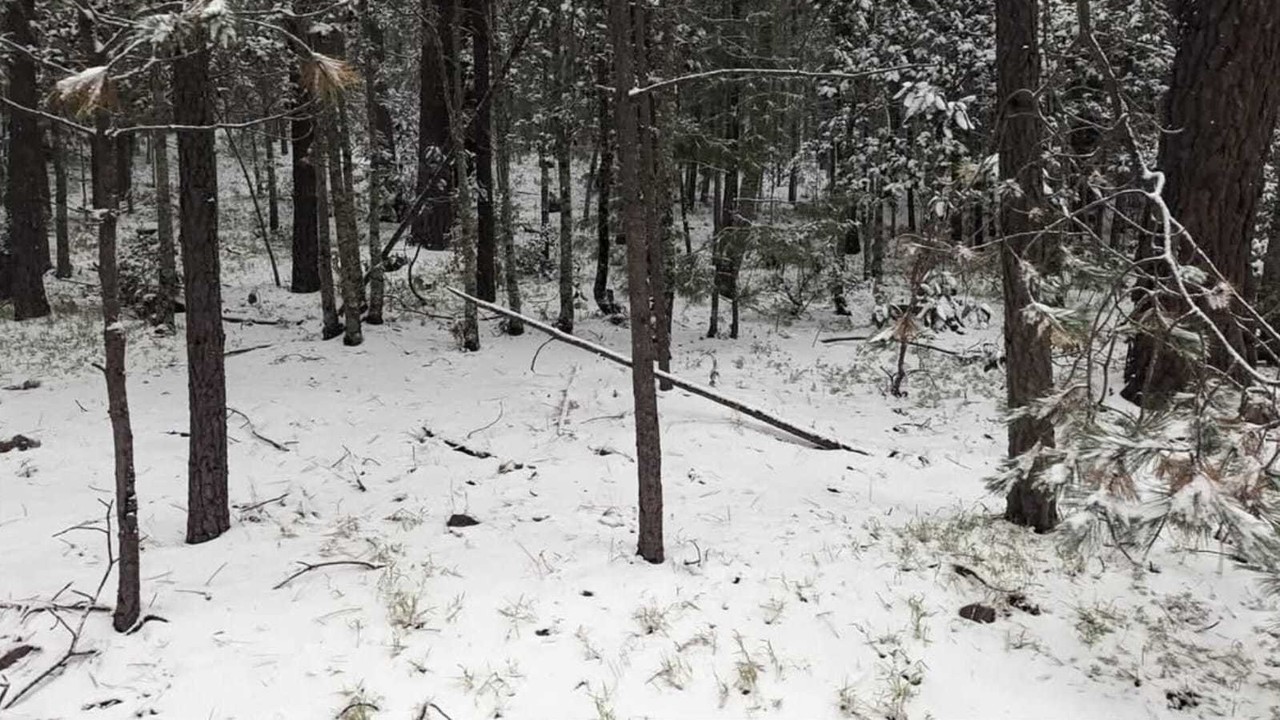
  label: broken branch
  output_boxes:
[448,288,870,455]
[272,560,386,590]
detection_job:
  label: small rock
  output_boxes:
[581,590,594,597]
[534,628,551,637]
[959,603,997,624]
[446,513,480,528]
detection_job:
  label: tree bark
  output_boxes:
[609,0,664,564]
[996,0,1057,532]
[634,1,673,385]
[359,1,390,323]
[174,29,230,545]
[265,113,279,234]
[89,115,140,632]
[52,124,72,280]
[594,55,619,316]
[324,108,365,347]
[415,0,455,250]
[152,67,177,332]
[4,0,50,319]
[554,7,575,334]
[1121,0,1280,403]
[315,128,342,340]
[493,17,524,336]
[471,0,498,301]
[289,66,321,293]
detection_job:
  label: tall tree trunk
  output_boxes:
[609,0,663,565]
[152,68,177,332]
[997,0,1057,532]
[493,13,524,336]
[37,124,51,272]
[729,166,761,339]
[415,0,455,250]
[265,113,280,234]
[89,116,140,632]
[315,129,342,340]
[325,108,365,347]
[4,0,50,319]
[1122,0,1280,403]
[115,134,134,214]
[52,124,72,279]
[359,2,391,323]
[539,140,552,264]
[554,7,575,333]
[593,56,618,316]
[711,83,740,339]
[290,67,321,292]
[470,0,498,301]
[445,0,480,350]
[174,29,230,545]
[634,1,672,383]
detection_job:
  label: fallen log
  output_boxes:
[447,288,870,455]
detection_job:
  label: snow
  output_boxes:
[2,155,1278,720]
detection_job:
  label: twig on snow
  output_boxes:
[466,401,505,439]
[226,407,291,452]
[272,560,386,590]
[234,492,289,513]
[3,504,115,710]
[419,427,494,459]
[224,343,276,358]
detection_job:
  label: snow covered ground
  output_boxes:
[2,163,1279,720]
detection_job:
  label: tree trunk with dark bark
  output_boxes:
[290,67,320,293]
[152,67,177,332]
[89,114,140,632]
[324,109,365,347]
[415,0,455,250]
[315,130,342,340]
[594,55,618,316]
[4,0,50,319]
[265,112,279,234]
[493,17,524,336]
[174,30,230,545]
[554,8,575,333]
[609,0,664,564]
[996,0,1057,532]
[471,0,498,301]
[359,4,389,324]
[52,124,72,279]
[1121,0,1280,404]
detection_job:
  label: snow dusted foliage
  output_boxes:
[815,0,996,215]
[990,381,1280,575]
[985,236,1280,584]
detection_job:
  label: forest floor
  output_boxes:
[3,164,1280,720]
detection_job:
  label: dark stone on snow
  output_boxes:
[959,603,997,624]
[446,513,480,528]
[535,628,551,637]
[581,590,594,597]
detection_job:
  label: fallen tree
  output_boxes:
[447,288,870,455]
